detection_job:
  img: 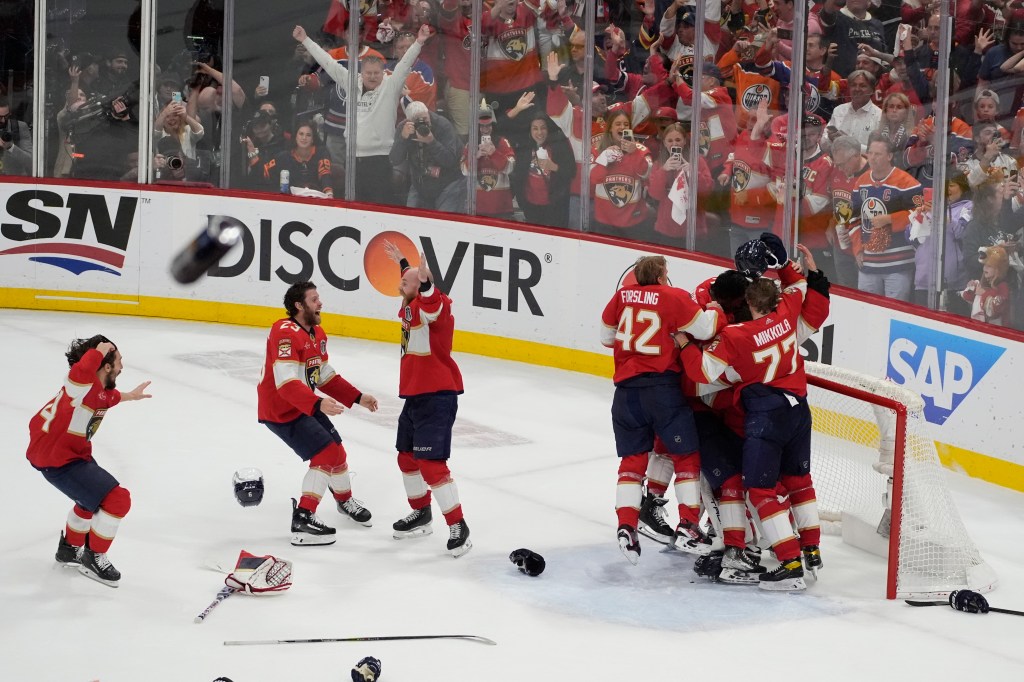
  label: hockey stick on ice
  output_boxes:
[224,634,497,646]
[195,585,238,623]
[904,600,1024,616]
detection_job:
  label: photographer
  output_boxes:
[389,100,464,212]
[70,84,141,180]
[240,110,287,190]
[0,97,32,177]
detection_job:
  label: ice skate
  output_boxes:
[337,496,373,527]
[718,546,766,585]
[392,506,433,539]
[670,520,713,555]
[802,545,823,578]
[758,557,807,591]
[617,524,641,565]
[638,492,674,545]
[446,519,472,558]
[291,498,337,546]
[78,548,120,587]
[55,532,84,566]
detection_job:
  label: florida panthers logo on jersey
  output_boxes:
[462,34,473,51]
[358,0,376,15]
[305,358,322,391]
[478,171,498,190]
[732,162,751,192]
[741,83,772,110]
[603,175,636,207]
[860,196,887,234]
[833,194,853,224]
[498,28,529,60]
[678,55,694,86]
[85,409,107,442]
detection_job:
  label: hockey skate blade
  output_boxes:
[393,525,433,540]
[343,515,373,528]
[757,577,807,592]
[77,565,119,588]
[449,539,473,558]
[638,524,673,545]
[718,568,761,585]
[670,537,713,556]
[617,541,640,566]
[290,533,336,546]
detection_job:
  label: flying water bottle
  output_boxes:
[170,216,244,284]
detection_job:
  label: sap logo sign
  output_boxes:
[886,320,1005,425]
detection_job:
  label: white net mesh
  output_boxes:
[805,362,998,599]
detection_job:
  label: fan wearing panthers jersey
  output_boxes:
[678,253,821,591]
[27,336,152,587]
[258,282,379,547]
[383,240,471,558]
[601,255,724,565]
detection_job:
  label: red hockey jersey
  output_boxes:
[601,284,724,385]
[257,318,361,424]
[27,349,122,469]
[399,285,464,398]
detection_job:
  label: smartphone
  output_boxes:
[777,28,793,40]
[481,134,491,146]
[621,129,634,142]
[536,147,549,161]
[171,91,183,103]
[259,75,270,93]
[670,145,683,159]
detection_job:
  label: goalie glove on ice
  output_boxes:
[510,548,546,576]
[351,656,382,682]
[224,550,293,594]
[950,589,990,614]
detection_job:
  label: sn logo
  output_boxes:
[886,321,1005,425]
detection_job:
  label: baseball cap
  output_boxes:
[680,11,696,25]
[654,107,678,120]
[701,63,723,81]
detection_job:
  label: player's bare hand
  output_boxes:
[795,243,816,273]
[319,397,345,416]
[383,239,404,264]
[95,342,115,357]
[418,252,433,284]
[293,25,308,43]
[358,393,379,412]
[122,381,153,401]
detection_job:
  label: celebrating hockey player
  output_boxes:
[258,282,379,546]
[601,255,724,565]
[27,336,152,587]
[678,238,828,591]
[383,240,472,558]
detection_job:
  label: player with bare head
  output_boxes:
[601,255,725,565]
[384,239,471,558]
[27,336,152,587]
[258,281,379,546]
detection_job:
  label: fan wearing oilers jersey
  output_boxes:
[383,240,471,558]
[257,282,379,546]
[601,255,724,566]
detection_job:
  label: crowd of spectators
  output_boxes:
[5,0,1024,330]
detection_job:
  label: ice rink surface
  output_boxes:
[2,309,1023,681]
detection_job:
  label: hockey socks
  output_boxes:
[88,486,130,554]
[65,505,92,548]
[301,444,351,512]
[645,447,673,497]
[669,451,701,526]
[397,451,431,510]
[419,459,464,526]
[616,453,648,529]
[781,474,821,548]
[718,474,747,550]
[747,487,800,562]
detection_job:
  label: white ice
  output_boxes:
[2,309,1023,681]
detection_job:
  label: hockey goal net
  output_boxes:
[804,362,998,600]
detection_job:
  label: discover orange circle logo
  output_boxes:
[363,231,419,296]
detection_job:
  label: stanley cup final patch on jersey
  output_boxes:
[320,340,327,355]
[603,175,636,207]
[404,305,413,322]
[278,339,292,358]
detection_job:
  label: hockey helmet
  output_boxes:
[734,238,771,278]
[232,467,264,507]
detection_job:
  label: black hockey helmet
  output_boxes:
[232,468,264,507]
[734,238,771,278]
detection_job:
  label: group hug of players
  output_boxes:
[24,239,469,587]
[602,233,831,591]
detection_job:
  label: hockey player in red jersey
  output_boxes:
[678,239,827,591]
[258,282,379,546]
[27,336,152,587]
[601,255,725,564]
[384,240,471,558]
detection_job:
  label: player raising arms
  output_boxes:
[384,241,471,558]
[678,239,828,591]
[601,255,724,565]
[258,282,379,546]
[27,336,152,587]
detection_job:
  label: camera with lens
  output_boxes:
[0,131,12,144]
[166,155,184,171]
[414,120,431,137]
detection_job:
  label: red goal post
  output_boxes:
[804,362,998,600]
